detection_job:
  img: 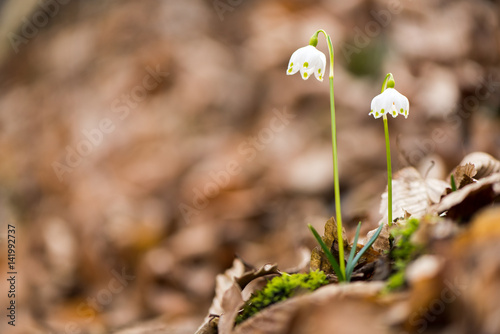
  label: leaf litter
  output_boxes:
[197,152,500,334]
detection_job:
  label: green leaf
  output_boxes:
[308,224,345,282]
[347,223,384,279]
[345,222,362,281]
[450,174,457,192]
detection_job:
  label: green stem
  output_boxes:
[380,73,391,93]
[383,115,392,226]
[316,30,345,278]
[381,73,393,226]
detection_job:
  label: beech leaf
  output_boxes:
[430,173,500,222]
[379,167,449,220]
[456,152,500,179]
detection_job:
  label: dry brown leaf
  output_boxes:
[359,221,391,255]
[207,259,245,318]
[453,163,477,189]
[198,259,284,334]
[115,317,201,334]
[453,206,500,249]
[310,217,348,275]
[235,263,280,289]
[430,173,500,222]
[233,282,386,334]
[456,152,500,179]
[219,282,245,334]
[284,247,311,274]
[310,217,382,279]
[410,216,458,245]
[194,317,219,334]
[442,206,500,334]
[379,167,449,221]
[196,259,245,334]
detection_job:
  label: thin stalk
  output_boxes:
[380,73,391,94]
[316,30,345,278]
[381,73,394,226]
[383,114,392,226]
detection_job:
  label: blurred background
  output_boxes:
[0,0,499,333]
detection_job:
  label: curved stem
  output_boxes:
[380,73,391,93]
[316,29,345,279]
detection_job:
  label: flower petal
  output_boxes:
[396,94,410,118]
[369,88,410,119]
[299,66,315,80]
[287,48,305,75]
[370,93,388,118]
[312,52,326,81]
[287,45,326,82]
[368,109,383,119]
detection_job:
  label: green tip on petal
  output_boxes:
[288,68,293,73]
[303,72,308,78]
[381,109,385,114]
[400,108,403,113]
[318,69,321,73]
[303,62,309,68]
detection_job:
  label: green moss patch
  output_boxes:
[235,271,329,325]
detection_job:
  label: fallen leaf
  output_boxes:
[406,255,444,284]
[453,206,500,248]
[359,221,391,255]
[219,283,245,334]
[456,152,500,179]
[283,247,311,274]
[310,217,381,278]
[453,163,477,189]
[443,206,500,334]
[197,259,287,333]
[235,263,281,290]
[233,282,386,334]
[379,167,448,221]
[207,259,245,318]
[429,173,500,222]
[194,317,219,334]
[310,217,348,275]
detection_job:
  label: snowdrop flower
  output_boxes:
[286,45,326,81]
[370,73,410,228]
[369,88,409,119]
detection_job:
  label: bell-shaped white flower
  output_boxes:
[369,88,409,119]
[287,45,326,81]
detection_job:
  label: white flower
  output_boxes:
[286,45,326,81]
[369,88,409,119]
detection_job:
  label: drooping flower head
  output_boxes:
[369,73,410,228]
[369,78,409,119]
[286,45,326,81]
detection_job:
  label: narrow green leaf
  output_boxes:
[450,174,457,192]
[349,223,384,277]
[345,222,362,281]
[308,224,345,282]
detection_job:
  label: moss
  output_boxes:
[384,218,422,292]
[235,271,328,325]
[385,269,405,291]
